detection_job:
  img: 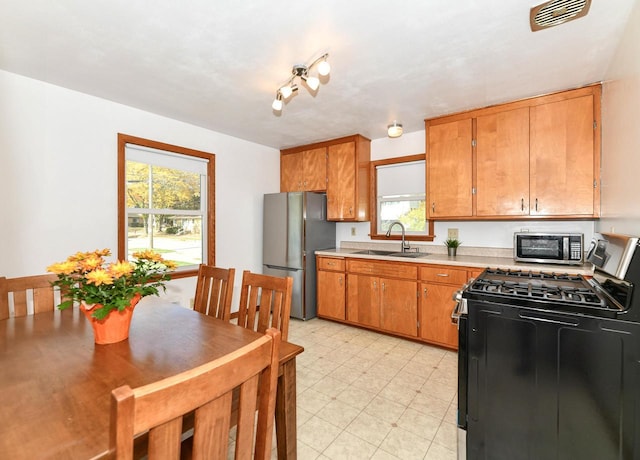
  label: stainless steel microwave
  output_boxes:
[514,232,584,265]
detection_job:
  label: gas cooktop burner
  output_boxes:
[463,267,618,315]
[471,278,606,308]
[484,268,583,282]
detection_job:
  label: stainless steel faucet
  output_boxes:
[385,221,410,252]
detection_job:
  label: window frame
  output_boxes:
[117,133,215,279]
[369,154,434,242]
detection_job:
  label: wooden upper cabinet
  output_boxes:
[530,94,597,216]
[281,135,370,221]
[427,118,473,218]
[280,151,303,192]
[425,84,601,220]
[476,107,530,216]
[280,147,327,192]
[326,136,370,221]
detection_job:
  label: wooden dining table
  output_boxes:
[0,301,303,459]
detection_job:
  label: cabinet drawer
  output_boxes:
[419,266,468,285]
[317,257,345,271]
[347,259,417,279]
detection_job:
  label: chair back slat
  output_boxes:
[0,274,59,320]
[110,328,281,459]
[237,271,293,341]
[193,265,235,321]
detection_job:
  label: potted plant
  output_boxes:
[47,248,175,343]
[444,238,461,257]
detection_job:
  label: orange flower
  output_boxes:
[46,261,78,275]
[78,255,104,272]
[133,250,162,262]
[85,269,113,286]
[109,261,134,278]
[163,260,178,270]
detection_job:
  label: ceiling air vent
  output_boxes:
[530,0,592,31]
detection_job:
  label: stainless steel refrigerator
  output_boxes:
[263,192,336,320]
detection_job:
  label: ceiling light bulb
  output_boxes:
[272,97,283,111]
[387,121,403,138]
[305,76,320,91]
[279,85,293,99]
[317,60,331,76]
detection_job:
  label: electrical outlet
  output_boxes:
[447,228,459,239]
[351,227,356,236]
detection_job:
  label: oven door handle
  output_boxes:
[519,312,579,327]
[451,300,464,325]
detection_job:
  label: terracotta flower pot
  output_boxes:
[80,293,142,345]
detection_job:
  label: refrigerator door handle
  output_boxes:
[264,264,302,272]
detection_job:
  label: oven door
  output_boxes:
[454,302,468,460]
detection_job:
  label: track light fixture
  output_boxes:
[272,53,330,112]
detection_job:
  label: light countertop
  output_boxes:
[315,247,595,276]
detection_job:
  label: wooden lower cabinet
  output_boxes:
[419,282,459,348]
[317,256,482,349]
[347,274,418,337]
[380,278,418,337]
[317,270,345,320]
[316,257,346,320]
[347,274,380,328]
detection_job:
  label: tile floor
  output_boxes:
[284,318,459,460]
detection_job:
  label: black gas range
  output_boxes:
[455,233,640,460]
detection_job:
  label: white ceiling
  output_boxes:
[0,0,637,149]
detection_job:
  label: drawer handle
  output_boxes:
[327,262,335,266]
[436,273,450,277]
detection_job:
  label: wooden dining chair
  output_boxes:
[0,274,60,320]
[193,265,235,321]
[237,270,293,341]
[110,328,281,460]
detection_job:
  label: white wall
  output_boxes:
[0,70,280,307]
[599,0,640,237]
[337,131,595,249]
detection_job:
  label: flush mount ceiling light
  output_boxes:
[387,121,403,138]
[530,0,591,31]
[272,53,330,112]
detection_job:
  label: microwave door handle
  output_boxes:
[563,237,569,260]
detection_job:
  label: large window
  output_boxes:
[118,134,215,276]
[370,154,434,241]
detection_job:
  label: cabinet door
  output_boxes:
[280,152,302,192]
[347,274,380,328]
[530,94,595,216]
[302,147,327,191]
[419,283,458,348]
[427,118,473,218]
[327,142,356,220]
[317,270,345,320]
[476,107,530,216]
[380,278,418,337]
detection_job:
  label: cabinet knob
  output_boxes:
[423,287,428,296]
[373,281,377,288]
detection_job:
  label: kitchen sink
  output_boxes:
[353,249,396,256]
[352,249,428,258]
[388,252,428,258]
